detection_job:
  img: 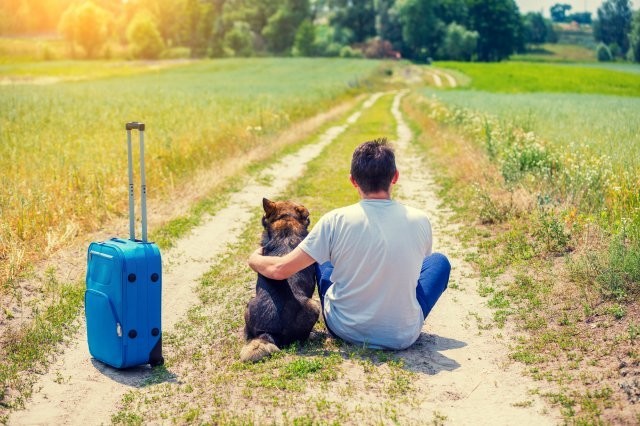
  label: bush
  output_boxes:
[339,46,363,58]
[126,12,165,59]
[224,21,255,57]
[359,37,400,59]
[439,23,478,61]
[292,20,315,57]
[58,1,113,58]
[596,43,612,62]
[500,140,559,184]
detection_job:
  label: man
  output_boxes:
[248,138,450,349]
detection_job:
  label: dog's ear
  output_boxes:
[295,205,310,227]
[263,198,276,216]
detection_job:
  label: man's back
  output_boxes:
[300,199,432,349]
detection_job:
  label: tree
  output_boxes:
[292,19,316,56]
[436,0,468,25]
[596,42,613,61]
[550,3,571,22]
[593,0,632,57]
[375,0,404,52]
[395,0,445,62]
[328,0,377,44]
[629,10,640,62]
[126,12,165,59]
[224,21,255,56]
[262,0,310,54]
[138,0,187,47]
[439,22,478,60]
[567,12,592,24]
[523,12,548,46]
[183,0,212,57]
[467,0,522,62]
[58,1,113,58]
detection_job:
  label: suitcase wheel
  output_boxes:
[150,356,165,368]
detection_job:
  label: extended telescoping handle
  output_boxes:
[126,122,148,242]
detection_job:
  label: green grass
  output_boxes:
[0,57,384,293]
[437,61,640,97]
[420,89,640,169]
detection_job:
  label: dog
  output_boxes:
[240,198,321,362]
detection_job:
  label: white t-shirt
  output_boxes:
[298,199,432,349]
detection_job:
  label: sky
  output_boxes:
[515,0,636,17]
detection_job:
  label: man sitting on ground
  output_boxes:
[248,138,450,349]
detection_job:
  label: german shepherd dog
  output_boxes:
[240,198,320,362]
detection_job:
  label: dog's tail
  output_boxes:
[240,336,280,362]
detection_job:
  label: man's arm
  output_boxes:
[248,246,316,280]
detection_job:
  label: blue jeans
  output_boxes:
[316,253,450,322]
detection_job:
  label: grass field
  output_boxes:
[422,90,640,169]
[437,61,640,96]
[0,58,383,296]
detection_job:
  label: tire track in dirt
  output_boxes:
[388,90,559,424]
[8,93,384,426]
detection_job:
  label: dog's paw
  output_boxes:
[240,338,280,363]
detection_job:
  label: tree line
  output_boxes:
[1,0,639,62]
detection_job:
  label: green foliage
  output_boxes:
[550,3,572,23]
[292,19,315,57]
[500,136,559,184]
[593,0,633,56]
[534,210,571,254]
[396,0,444,61]
[523,12,548,45]
[439,22,478,61]
[126,12,165,60]
[58,1,113,58]
[328,0,376,43]
[223,21,255,57]
[466,0,523,61]
[262,0,309,54]
[629,10,640,63]
[339,45,364,58]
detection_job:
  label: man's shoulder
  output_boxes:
[320,203,363,221]
[393,201,430,220]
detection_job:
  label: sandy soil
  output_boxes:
[385,91,557,424]
[8,90,562,425]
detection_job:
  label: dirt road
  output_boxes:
[9,91,560,425]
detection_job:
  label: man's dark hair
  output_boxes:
[350,138,397,194]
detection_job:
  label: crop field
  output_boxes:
[0,58,383,296]
[438,61,640,96]
[422,90,640,168]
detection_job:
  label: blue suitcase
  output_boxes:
[85,122,163,368]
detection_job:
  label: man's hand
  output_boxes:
[247,246,316,281]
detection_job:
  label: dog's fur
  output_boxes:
[240,198,320,362]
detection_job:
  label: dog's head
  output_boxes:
[261,198,310,237]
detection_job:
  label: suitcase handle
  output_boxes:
[126,122,145,131]
[126,122,148,242]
